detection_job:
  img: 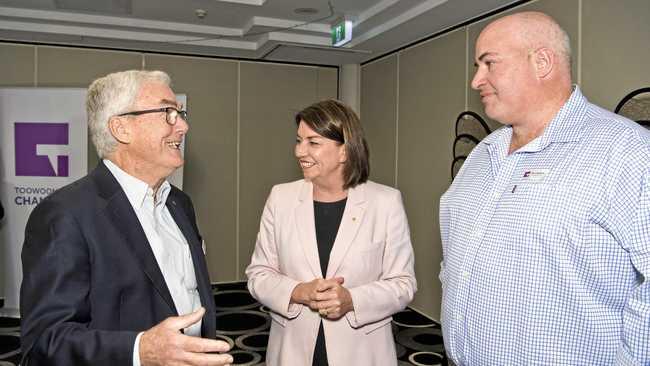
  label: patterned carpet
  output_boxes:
[1,281,446,365]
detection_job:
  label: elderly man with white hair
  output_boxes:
[20,70,233,366]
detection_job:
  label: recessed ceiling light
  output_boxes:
[294,7,319,15]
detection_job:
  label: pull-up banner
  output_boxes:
[0,88,88,311]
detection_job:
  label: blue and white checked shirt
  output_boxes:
[439,87,650,365]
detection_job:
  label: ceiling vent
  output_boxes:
[54,0,132,15]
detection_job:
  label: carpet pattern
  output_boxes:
[0,281,446,365]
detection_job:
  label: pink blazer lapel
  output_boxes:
[294,181,323,278]
[326,183,367,278]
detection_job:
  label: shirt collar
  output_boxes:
[103,159,171,209]
[538,85,588,145]
[483,85,588,152]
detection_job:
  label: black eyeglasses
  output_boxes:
[117,107,188,125]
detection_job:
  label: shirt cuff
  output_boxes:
[133,332,144,366]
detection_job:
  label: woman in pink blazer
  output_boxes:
[246,100,417,366]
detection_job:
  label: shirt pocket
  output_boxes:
[507,183,560,216]
[499,182,568,239]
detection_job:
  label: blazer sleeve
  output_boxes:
[345,190,417,328]
[20,199,138,366]
[246,186,303,319]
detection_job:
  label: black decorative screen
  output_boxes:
[451,111,491,180]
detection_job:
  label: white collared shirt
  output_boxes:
[103,159,202,365]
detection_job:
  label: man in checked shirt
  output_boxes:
[440,11,650,365]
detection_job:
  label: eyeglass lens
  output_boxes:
[166,108,178,125]
[165,108,188,125]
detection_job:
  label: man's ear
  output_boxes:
[108,116,131,144]
[533,47,554,79]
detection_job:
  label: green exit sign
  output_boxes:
[332,20,352,47]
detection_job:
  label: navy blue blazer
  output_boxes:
[20,161,216,365]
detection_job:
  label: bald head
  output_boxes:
[471,11,574,128]
[482,12,572,73]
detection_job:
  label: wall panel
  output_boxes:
[360,55,398,187]
[581,0,650,110]
[36,47,143,88]
[397,29,466,317]
[317,67,338,101]
[0,44,35,86]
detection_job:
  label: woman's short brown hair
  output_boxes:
[295,99,369,189]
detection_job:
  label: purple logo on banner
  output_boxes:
[15,122,70,177]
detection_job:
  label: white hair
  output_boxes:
[86,70,171,158]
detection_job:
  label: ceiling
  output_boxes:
[0,0,520,66]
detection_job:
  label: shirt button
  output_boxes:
[462,271,470,279]
[491,191,500,200]
[456,314,464,321]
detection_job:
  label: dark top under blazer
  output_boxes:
[20,161,216,366]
